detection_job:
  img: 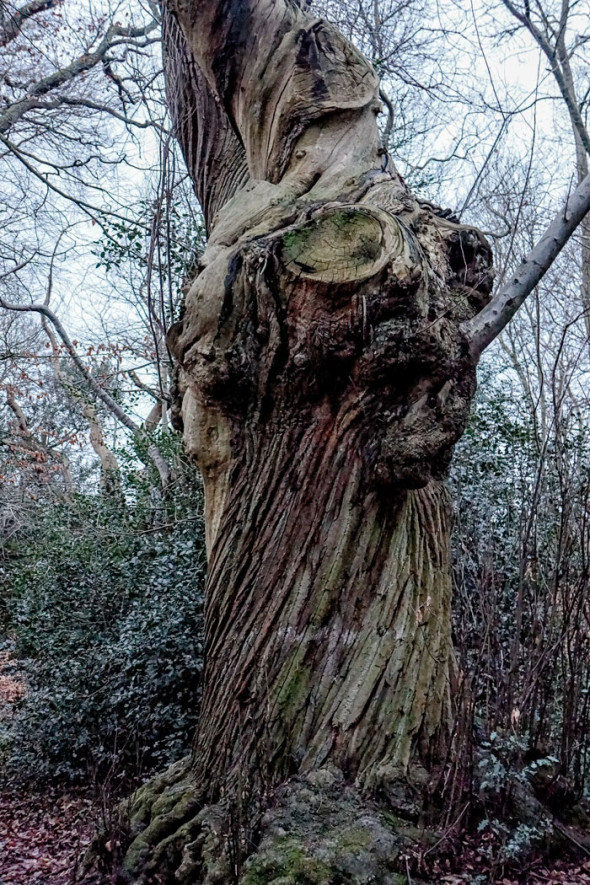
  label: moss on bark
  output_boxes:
[127,2,497,881]
[113,763,428,884]
[99,749,590,885]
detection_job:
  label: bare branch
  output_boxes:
[0,15,159,135]
[0,297,139,432]
[462,171,590,356]
[0,0,60,46]
[0,131,152,229]
[500,0,590,157]
[40,312,122,489]
[31,97,160,130]
[379,87,395,152]
[129,370,168,403]
[6,390,31,436]
[0,297,174,487]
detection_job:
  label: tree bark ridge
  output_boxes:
[161,0,492,854]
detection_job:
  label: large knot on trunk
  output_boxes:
[168,185,492,502]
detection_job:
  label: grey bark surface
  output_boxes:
[171,0,491,810]
[162,0,493,790]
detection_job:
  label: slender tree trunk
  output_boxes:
[81,402,122,496]
[556,23,590,344]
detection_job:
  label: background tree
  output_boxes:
[496,0,590,338]
[0,0,190,490]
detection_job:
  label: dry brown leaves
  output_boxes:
[431,857,590,884]
[0,788,95,884]
[0,650,26,705]
[438,866,590,884]
[1,646,590,885]
[414,827,590,885]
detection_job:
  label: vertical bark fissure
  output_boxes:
[170,188,492,806]
[162,0,493,818]
[190,407,456,802]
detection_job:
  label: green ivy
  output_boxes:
[0,447,206,787]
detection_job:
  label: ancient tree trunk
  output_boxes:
[111,2,492,878]
[163,0,492,804]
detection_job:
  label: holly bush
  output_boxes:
[0,446,206,787]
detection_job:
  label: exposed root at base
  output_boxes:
[85,751,590,885]
[89,760,426,884]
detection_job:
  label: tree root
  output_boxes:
[85,749,590,884]
[89,760,430,884]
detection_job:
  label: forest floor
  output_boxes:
[0,787,97,885]
[422,849,590,884]
[3,657,590,885]
[0,651,97,884]
[2,788,590,885]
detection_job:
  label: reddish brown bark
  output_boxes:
[162,0,493,807]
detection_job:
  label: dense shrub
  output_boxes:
[451,364,590,793]
[0,445,206,786]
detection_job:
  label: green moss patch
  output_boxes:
[241,836,333,885]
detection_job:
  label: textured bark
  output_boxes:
[196,472,457,791]
[162,0,492,839]
[81,401,122,495]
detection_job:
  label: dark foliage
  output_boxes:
[450,362,590,814]
[0,438,206,787]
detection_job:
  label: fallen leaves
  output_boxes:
[0,651,26,705]
[418,830,590,884]
[438,870,590,885]
[0,787,95,884]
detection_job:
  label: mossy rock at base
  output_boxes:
[90,750,590,885]
[110,763,419,884]
[240,832,408,884]
[246,769,405,884]
[240,836,334,885]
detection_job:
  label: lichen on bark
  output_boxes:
[114,0,497,880]
[166,120,493,805]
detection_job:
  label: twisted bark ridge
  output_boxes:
[120,1,493,877]
[164,0,493,794]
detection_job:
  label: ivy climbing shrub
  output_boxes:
[451,364,590,797]
[0,441,206,787]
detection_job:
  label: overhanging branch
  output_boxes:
[0,298,172,486]
[461,170,590,357]
[0,0,60,46]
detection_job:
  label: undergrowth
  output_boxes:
[0,434,206,789]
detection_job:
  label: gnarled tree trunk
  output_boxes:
[118,1,493,880]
